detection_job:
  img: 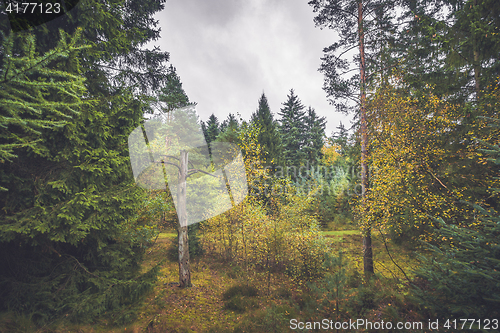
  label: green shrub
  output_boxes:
[223,295,259,313]
[232,304,297,333]
[226,264,244,279]
[222,284,259,300]
[275,286,292,299]
[222,284,260,313]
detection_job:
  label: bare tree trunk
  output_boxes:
[358,0,374,275]
[178,150,191,287]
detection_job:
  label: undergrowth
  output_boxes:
[0,229,425,332]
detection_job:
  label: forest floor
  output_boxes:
[75,228,417,332]
[1,228,419,332]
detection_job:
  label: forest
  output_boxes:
[0,0,499,332]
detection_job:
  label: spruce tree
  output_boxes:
[0,0,171,324]
[251,93,282,166]
[159,65,192,114]
[398,0,500,102]
[216,113,240,144]
[330,122,350,156]
[278,89,307,168]
[0,29,86,169]
[303,106,326,165]
[205,114,220,145]
[413,117,500,318]
[201,120,208,143]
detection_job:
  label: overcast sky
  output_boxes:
[151,0,353,136]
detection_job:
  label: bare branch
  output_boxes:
[156,160,180,171]
[186,169,220,179]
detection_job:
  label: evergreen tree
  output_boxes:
[398,0,500,102]
[158,65,192,114]
[251,93,282,165]
[201,120,208,143]
[303,106,326,165]
[330,122,350,157]
[0,0,171,324]
[205,114,220,145]
[216,113,240,144]
[413,116,500,318]
[225,113,239,130]
[278,89,307,167]
[219,113,238,133]
[308,0,396,275]
[0,29,86,170]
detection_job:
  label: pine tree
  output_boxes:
[251,93,282,166]
[308,0,396,274]
[303,106,326,165]
[278,89,307,168]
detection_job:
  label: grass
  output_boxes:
[322,230,359,236]
[158,232,176,239]
[141,232,415,331]
[159,229,360,240]
[0,223,419,332]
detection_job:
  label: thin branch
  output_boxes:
[366,57,406,79]
[186,169,220,179]
[324,43,360,66]
[156,160,180,171]
[157,154,195,168]
[375,226,413,284]
[428,168,448,190]
[65,254,100,279]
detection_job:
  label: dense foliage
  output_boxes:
[202,123,328,283]
[1,0,499,329]
[0,0,170,325]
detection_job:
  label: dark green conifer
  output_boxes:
[251,93,282,165]
[303,106,326,165]
[414,118,500,318]
[0,0,171,324]
[205,114,220,145]
[217,113,240,144]
[278,89,307,167]
[159,65,192,113]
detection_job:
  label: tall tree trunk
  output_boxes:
[178,150,191,287]
[358,0,374,275]
[472,0,481,98]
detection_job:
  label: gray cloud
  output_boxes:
[155,0,353,135]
